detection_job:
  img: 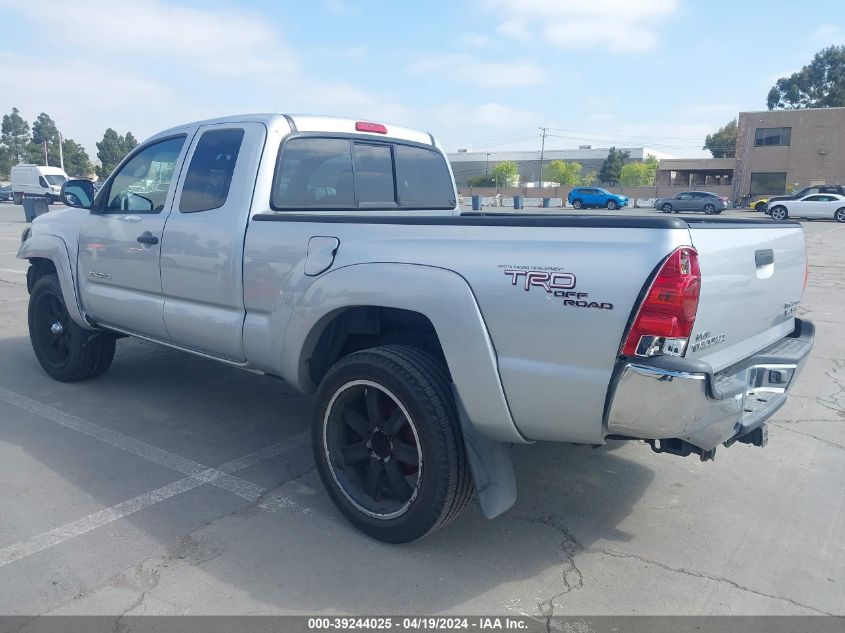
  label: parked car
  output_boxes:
[20,113,813,542]
[567,187,628,210]
[764,185,845,215]
[750,198,769,212]
[0,185,13,202]
[10,164,69,204]
[768,193,845,222]
[654,191,729,214]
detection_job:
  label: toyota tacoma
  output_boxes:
[18,114,814,542]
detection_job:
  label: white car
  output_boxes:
[768,193,845,222]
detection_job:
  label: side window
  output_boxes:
[104,136,186,213]
[272,138,354,209]
[394,144,455,209]
[353,143,395,207]
[179,128,244,213]
[38,176,47,187]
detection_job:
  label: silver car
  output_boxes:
[654,191,729,214]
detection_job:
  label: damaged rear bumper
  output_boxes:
[605,318,814,452]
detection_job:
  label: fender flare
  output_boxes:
[284,262,521,518]
[18,234,95,331]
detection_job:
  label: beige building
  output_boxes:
[734,107,845,201]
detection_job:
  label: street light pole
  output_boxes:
[538,127,547,188]
[486,152,490,177]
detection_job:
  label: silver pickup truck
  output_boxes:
[18,114,814,543]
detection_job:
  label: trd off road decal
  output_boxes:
[499,265,613,310]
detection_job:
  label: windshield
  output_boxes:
[44,174,67,186]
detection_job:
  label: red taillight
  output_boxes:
[622,247,701,357]
[355,121,387,134]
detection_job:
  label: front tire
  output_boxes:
[770,206,788,221]
[661,203,673,213]
[755,202,767,212]
[606,200,617,210]
[28,274,116,382]
[313,345,473,543]
[835,208,845,223]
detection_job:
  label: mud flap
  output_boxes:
[452,386,517,519]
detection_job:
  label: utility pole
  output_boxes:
[43,141,48,166]
[538,127,548,188]
[58,132,64,171]
[485,152,490,176]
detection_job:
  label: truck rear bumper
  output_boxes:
[605,318,814,451]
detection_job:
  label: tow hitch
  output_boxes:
[724,423,768,448]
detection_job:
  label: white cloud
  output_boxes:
[322,0,359,15]
[410,54,546,88]
[462,33,492,48]
[483,0,679,53]
[812,24,843,42]
[4,0,297,77]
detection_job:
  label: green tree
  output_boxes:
[543,160,582,187]
[767,45,845,110]
[579,170,598,186]
[96,128,137,179]
[491,161,519,187]
[31,112,64,167]
[62,139,93,177]
[0,145,12,180]
[123,132,138,153]
[598,147,630,185]
[620,153,660,186]
[703,119,737,158]
[1,107,31,164]
[467,175,496,187]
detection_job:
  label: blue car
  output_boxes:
[567,187,628,210]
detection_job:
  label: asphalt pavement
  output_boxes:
[0,202,842,618]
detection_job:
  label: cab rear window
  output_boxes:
[271,137,455,210]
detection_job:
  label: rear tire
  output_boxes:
[835,208,845,223]
[572,199,583,209]
[770,206,788,221]
[312,345,473,543]
[703,204,715,214]
[28,274,116,382]
[13,192,22,205]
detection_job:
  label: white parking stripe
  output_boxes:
[0,434,313,568]
[0,268,25,275]
[0,470,218,567]
[0,386,307,504]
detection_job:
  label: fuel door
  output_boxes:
[304,236,340,276]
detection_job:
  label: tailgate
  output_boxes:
[686,221,806,372]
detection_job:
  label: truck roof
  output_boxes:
[152,113,436,148]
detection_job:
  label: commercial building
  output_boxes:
[447,147,668,188]
[734,107,845,201]
[655,158,734,187]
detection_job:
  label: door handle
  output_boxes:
[137,232,159,245]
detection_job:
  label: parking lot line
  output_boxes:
[0,386,310,504]
[0,268,24,275]
[0,436,314,568]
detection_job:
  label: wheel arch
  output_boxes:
[19,234,94,330]
[283,263,524,445]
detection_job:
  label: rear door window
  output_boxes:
[179,128,244,213]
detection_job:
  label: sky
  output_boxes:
[1,0,843,162]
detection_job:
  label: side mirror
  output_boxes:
[61,179,95,209]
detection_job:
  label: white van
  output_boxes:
[10,164,69,204]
